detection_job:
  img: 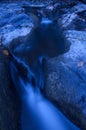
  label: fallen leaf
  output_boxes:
[3,50,9,56]
[77,61,84,67]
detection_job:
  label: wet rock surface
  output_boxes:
[0,3,34,45]
[45,1,86,130]
[0,0,86,130]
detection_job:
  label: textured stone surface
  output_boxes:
[0,3,34,45]
[45,2,86,129]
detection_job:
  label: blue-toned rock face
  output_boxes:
[45,2,86,130]
[0,3,34,45]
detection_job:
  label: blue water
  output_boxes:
[10,18,80,130]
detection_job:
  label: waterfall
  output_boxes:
[10,18,80,130]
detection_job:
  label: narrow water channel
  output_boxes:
[10,18,80,130]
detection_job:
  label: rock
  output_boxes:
[71,2,86,13]
[0,3,34,46]
[74,10,86,31]
[0,2,34,130]
[0,47,20,130]
[58,2,86,29]
[60,13,78,28]
[44,2,86,130]
[45,30,86,129]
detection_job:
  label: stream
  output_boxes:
[10,18,80,130]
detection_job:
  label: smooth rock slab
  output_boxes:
[45,30,86,129]
[0,3,34,45]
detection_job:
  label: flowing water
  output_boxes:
[10,18,80,130]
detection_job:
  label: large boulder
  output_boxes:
[45,30,86,129]
[45,2,86,130]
